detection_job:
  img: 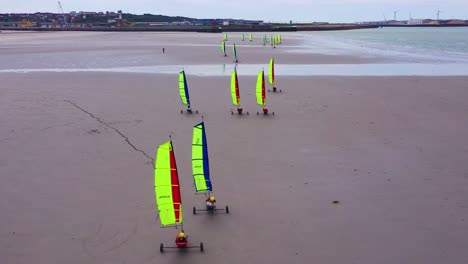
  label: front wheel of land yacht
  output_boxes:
[231,111,233,115]
[256,112,259,115]
[247,112,249,115]
[196,110,199,114]
[272,112,275,115]
[160,243,164,252]
[180,110,183,114]
[200,242,204,252]
[193,206,196,215]
[226,205,230,214]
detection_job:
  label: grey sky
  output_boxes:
[1,0,467,22]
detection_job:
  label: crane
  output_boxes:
[58,1,69,27]
[393,10,399,21]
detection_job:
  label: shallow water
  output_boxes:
[2,63,468,76]
[290,27,468,63]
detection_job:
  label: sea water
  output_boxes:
[289,27,468,63]
[1,28,468,76]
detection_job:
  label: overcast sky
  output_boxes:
[1,0,467,22]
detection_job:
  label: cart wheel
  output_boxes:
[200,242,204,252]
[280,90,282,93]
[225,205,229,214]
[160,243,164,252]
[180,110,183,114]
[273,112,275,116]
[247,112,249,115]
[193,206,196,215]
[231,111,233,115]
[196,110,199,114]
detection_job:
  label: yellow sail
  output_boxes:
[256,70,265,106]
[269,57,275,85]
[154,141,183,227]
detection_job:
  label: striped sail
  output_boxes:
[231,68,240,106]
[221,41,226,56]
[249,33,253,41]
[269,57,275,85]
[192,122,212,193]
[241,33,245,41]
[256,70,265,106]
[232,43,237,61]
[179,71,190,106]
[154,141,183,227]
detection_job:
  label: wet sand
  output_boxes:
[1,32,468,264]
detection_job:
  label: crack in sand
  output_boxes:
[64,100,154,166]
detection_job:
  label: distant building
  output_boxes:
[407,19,424,25]
[447,19,466,25]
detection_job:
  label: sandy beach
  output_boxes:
[1,32,468,264]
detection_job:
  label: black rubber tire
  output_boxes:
[257,112,259,115]
[180,110,183,114]
[225,205,229,214]
[160,243,164,252]
[231,111,233,115]
[193,206,196,215]
[200,242,204,252]
[247,112,249,115]
[273,112,275,116]
[268,89,270,92]
[196,110,199,114]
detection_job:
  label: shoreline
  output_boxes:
[0,24,379,33]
